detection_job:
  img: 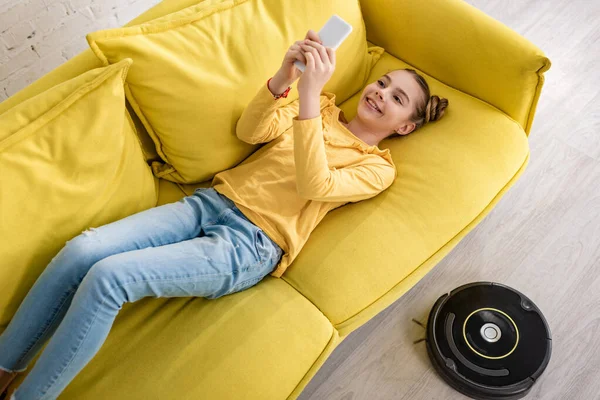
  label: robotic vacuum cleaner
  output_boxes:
[425,282,552,400]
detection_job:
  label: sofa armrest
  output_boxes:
[360,0,551,135]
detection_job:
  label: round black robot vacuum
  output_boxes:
[425,282,552,400]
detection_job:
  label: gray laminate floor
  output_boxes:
[299,1,600,399]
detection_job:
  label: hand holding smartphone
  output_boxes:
[294,15,353,73]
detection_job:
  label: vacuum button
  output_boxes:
[480,323,501,343]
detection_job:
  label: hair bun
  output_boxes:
[425,95,449,123]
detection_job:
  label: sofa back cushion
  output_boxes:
[86,0,378,184]
[0,59,158,325]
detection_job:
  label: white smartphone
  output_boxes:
[294,14,353,73]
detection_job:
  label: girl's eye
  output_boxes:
[377,80,402,104]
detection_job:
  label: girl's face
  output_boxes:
[357,70,425,136]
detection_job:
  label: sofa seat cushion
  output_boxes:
[21,276,338,399]
[85,0,379,184]
[280,51,530,335]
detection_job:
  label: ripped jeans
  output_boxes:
[0,187,283,400]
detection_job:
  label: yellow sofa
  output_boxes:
[0,0,550,398]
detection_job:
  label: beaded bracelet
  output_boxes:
[267,77,291,99]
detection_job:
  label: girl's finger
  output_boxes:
[304,41,328,66]
[290,44,304,56]
[305,29,322,44]
[316,45,329,68]
[305,52,314,70]
[304,39,322,47]
[286,46,301,63]
[326,47,336,67]
[291,49,307,64]
[301,44,324,65]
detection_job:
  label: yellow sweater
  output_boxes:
[211,83,397,277]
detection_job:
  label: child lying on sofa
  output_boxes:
[0,29,448,399]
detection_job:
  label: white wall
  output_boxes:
[0,0,161,102]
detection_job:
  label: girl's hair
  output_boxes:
[389,68,449,137]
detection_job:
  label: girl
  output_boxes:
[0,30,448,399]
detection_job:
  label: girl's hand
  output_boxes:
[278,30,323,84]
[297,40,336,97]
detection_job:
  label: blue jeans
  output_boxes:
[0,187,282,400]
